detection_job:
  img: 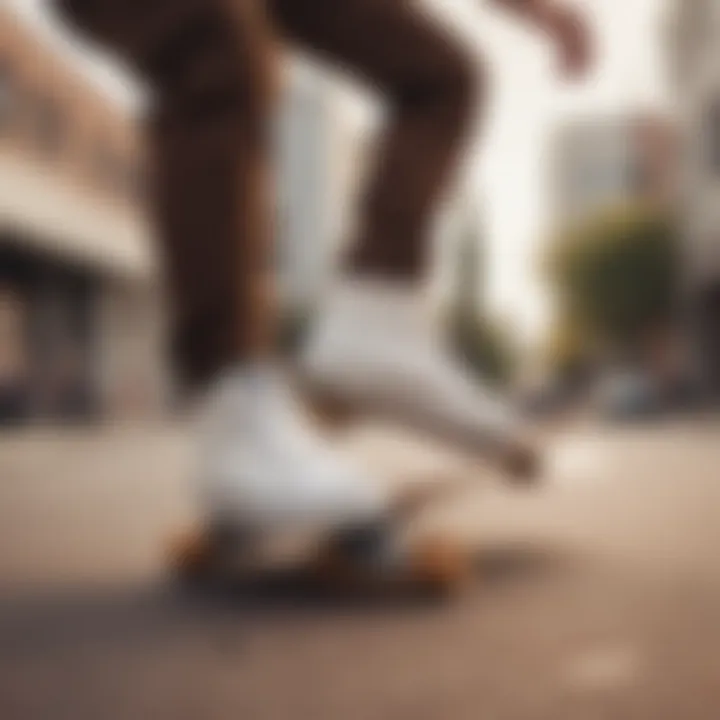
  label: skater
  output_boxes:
[54,0,592,582]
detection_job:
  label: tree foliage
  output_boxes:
[545,204,679,354]
[450,309,517,386]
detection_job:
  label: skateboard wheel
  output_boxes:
[408,536,469,596]
[167,528,215,583]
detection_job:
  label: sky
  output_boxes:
[7,0,671,343]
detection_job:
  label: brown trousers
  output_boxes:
[56,0,480,388]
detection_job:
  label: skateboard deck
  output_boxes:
[167,471,476,599]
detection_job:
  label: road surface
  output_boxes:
[1,419,720,719]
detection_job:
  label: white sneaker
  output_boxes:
[301,279,540,479]
[196,365,388,534]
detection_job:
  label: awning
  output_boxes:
[0,153,156,279]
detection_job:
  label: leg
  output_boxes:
[55,0,277,389]
[54,0,401,566]
[57,0,470,592]
[269,0,482,279]
[276,0,540,481]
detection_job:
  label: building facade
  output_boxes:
[666,0,720,393]
[0,7,164,423]
[549,114,676,230]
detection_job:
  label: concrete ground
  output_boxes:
[1,418,720,719]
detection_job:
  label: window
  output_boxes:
[0,60,17,132]
[30,95,66,156]
[706,98,720,175]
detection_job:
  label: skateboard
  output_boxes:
[167,385,542,599]
[167,472,476,599]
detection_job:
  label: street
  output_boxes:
[1,419,720,719]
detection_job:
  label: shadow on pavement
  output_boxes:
[0,540,580,662]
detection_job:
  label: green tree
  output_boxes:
[545,203,679,360]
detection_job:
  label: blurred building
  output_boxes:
[668,0,720,394]
[0,8,165,424]
[549,114,676,229]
